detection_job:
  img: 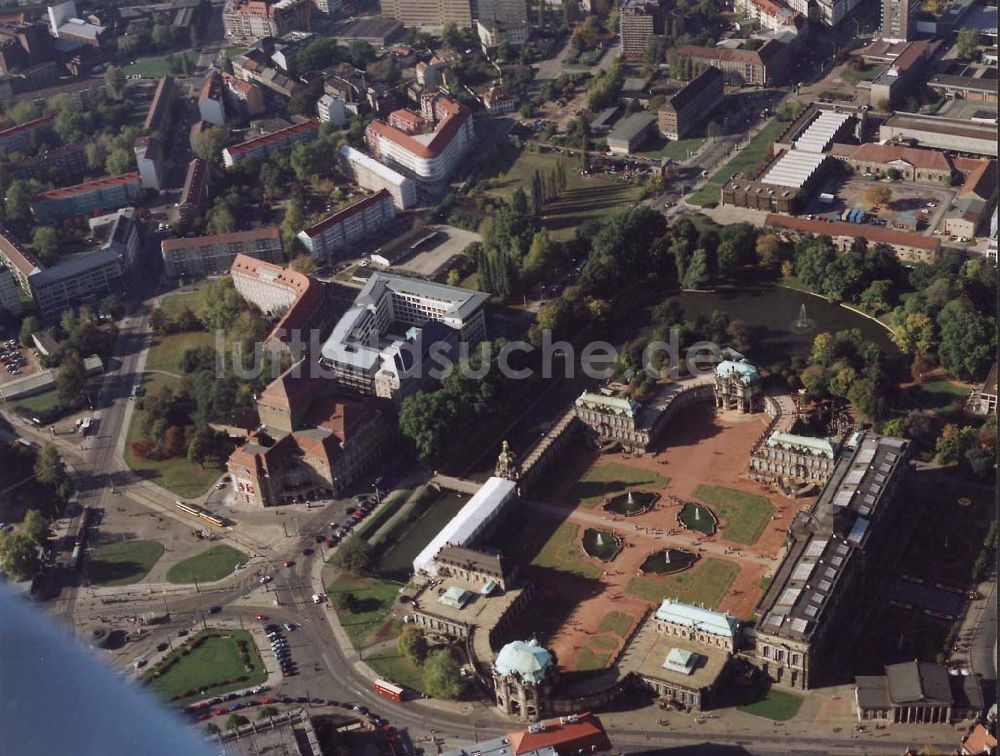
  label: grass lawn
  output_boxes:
[123,372,226,498]
[88,540,165,586]
[166,545,247,584]
[626,557,739,608]
[566,461,669,510]
[575,647,611,671]
[532,522,602,579]
[124,52,197,78]
[144,331,215,375]
[158,283,210,320]
[327,574,405,649]
[589,635,619,650]
[688,119,785,207]
[909,379,967,412]
[364,650,430,695]
[145,630,265,704]
[693,485,773,546]
[597,610,634,638]
[7,377,102,420]
[841,64,882,83]
[739,688,803,721]
[637,136,706,161]
[481,145,646,241]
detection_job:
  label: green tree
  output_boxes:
[281,196,305,252]
[54,110,86,143]
[847,376,885,422]
[206,204,236,235]
[330,535,374,576]
[192,126,231,163]
[809,332,836,367]
[442,22,462,49]
[35,443,69,497]
[398,390,451,460]
[5,179,34,222]
[225,714,249,730]
[19,316,39,348]
[56,352,87,407]
[105,147,134,176]
[151,23,172,50]
[105,66,127,100]
[935,423,977,464]
[22,509,50,545]
[397,625,429,664]
[257,706,279,720]
[937,301,995,381]
[333,591,357,612]
[31,226,58,265]
[521,230,552,283]
[956,28,979,59]
[422,649,463,699]
[289,254,317,276]
[682,248,710,289]
[0,532,42,580]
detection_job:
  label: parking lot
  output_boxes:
[809,176,956,234]
[395,225,481,277]
[0,339,41,385]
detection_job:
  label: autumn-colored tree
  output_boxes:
[864,185,891,210]
[130,439,155,459]
[161,425,186,458]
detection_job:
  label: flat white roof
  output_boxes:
[412,477,517,576]
[761,151,827,188]
[794,111,851,154]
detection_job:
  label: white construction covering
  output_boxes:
[761,150,828,188]
[794,111,851,153]
[412,477,517,577]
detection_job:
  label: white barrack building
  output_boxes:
[339,145,417,210]
[412,477,518,577]
[793,110,852,153]
[761,150,828,188]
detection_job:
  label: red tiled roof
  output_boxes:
[34,172,139,201]
[766,214,941,251]
[848,143,954,171]
[230,253,326,345]
[963,723,998,755]
[0,225,41,277]
[299,190,392,239]
[366,99,470,159]
[301,395,375,444]
[507,713,612,756]
[959,159,997,199]
[0,115,54,139]
[161,226,279,252]
[258,360,322,412]
[226,119,319,156]
[892,40,931,71]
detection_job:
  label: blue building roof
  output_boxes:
[715,359,760,385]
[655,599,739,639]
[494,639,553,683]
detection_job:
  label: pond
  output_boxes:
[604,490,659,516]
[640,548,698,575]
[678,502,718,535]
[677,286,897,364]
[582,528,623,562]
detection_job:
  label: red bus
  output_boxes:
[373,678,404,702]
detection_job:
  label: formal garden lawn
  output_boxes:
[692,485,773,545]
[327,574,405,649]
[575,647,611,671]
[738,688,803,721]
[144,630,265,704]
[688,119,786,207]
[532,522,603,579]
[566,462,669,510]
[597,610,635,638]
[88,540,165,586]
[166,545,247,584]
[626,557,739,608]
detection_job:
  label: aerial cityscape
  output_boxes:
[0,0,995,753]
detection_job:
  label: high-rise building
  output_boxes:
[619,0,666,59]
[881,0,920,41]
[378,0,472,27]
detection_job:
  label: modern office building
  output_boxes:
[28,208,140,319]
[222,0,311,43]
[161,227,284,278]
[754,434,910,690]
[297,189,396,261]
[144,76,176,135]
[339,145,418,209]
[222,119,319,167]
[378,0,473,27]
[133,136,162,190]
[880,0,920,41]
[31,173,142,224]
[658,66,724,140]
[364,97,474,190]
[319,272,488,400]
[619,0,666,59]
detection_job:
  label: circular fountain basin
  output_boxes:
[582,528,623,562]
[603,490,658,516]
[640,548,698,575]
[678,502,718,535]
